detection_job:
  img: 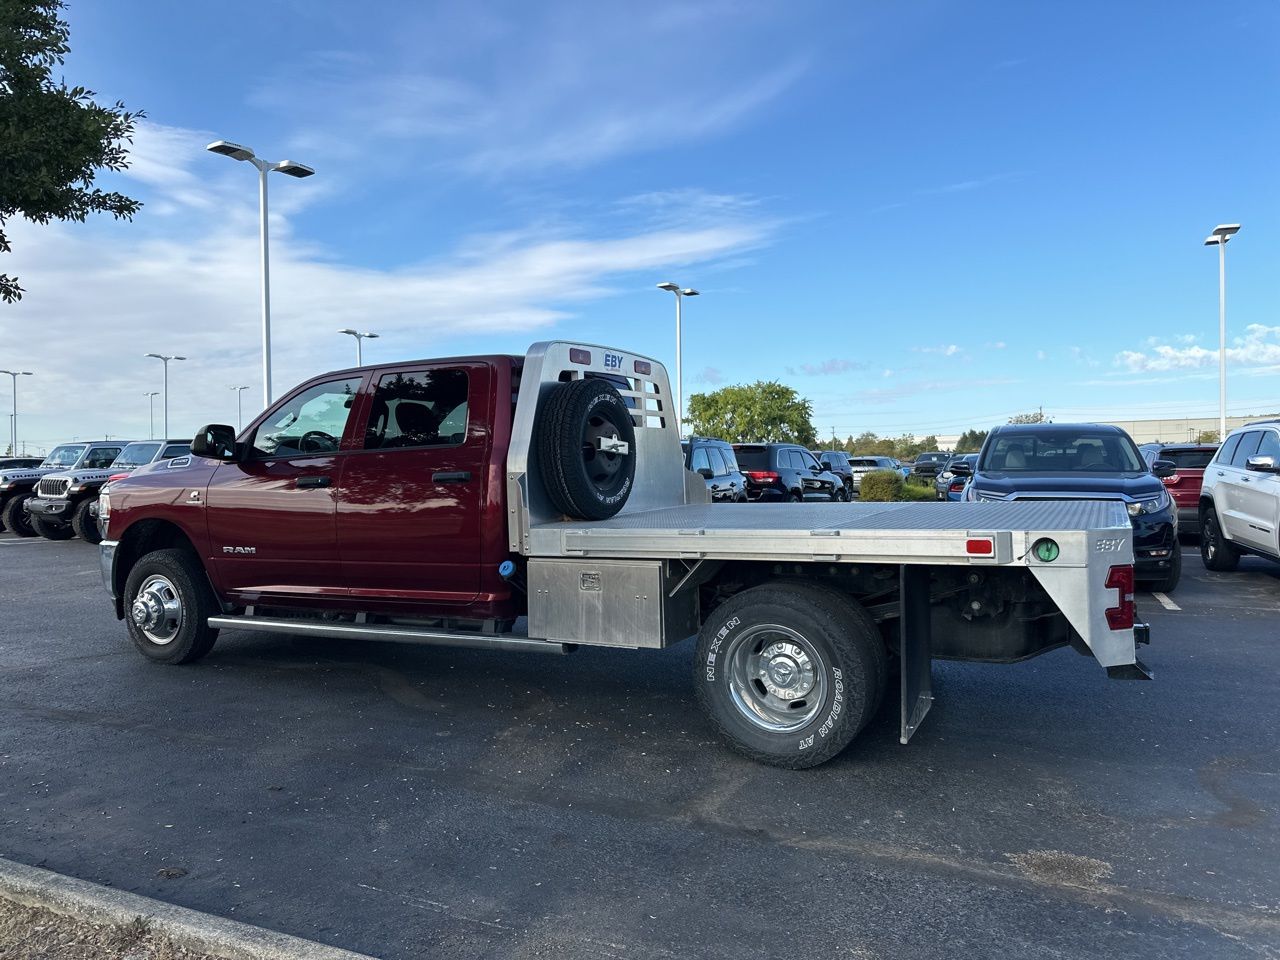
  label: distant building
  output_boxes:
[1095,414,1278,444]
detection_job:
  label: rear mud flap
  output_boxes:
[900,565,933,744]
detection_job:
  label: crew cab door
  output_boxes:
[1217,431,1262,546]
[205,375,366,598]
[336,362,490,605]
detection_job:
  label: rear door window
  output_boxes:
[707,448,730,476]
[1216,433,1242,465]
[365,369,470,450]
[1230,432,1263,468]
[690,446,712,474]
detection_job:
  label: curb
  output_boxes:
[0,857,378,960]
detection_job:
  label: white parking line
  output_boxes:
[1151,591,1181,611]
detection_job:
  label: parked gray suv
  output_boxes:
[25,439,188,543]
[1,441,128,537]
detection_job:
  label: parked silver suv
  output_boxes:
[1198,420,1280,570]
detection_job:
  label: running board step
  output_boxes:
[206,615,569,654]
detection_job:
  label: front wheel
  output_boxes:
[831,486,848,502]
[1,494,37,537]
[123,549,220,664]
[71,498,102,544]
[1200,508,1240,572]
[694,582,886,769]
[30,515,75,540]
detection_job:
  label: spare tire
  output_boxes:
[535,377,636,520]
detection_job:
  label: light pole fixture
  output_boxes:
[1204,223,1241,440]
[0,370,33,456]
[144,354,186,439]
[338,328,380,367]
[656,282,700,435]
[230,385,250,432]
[206,139,315,406]
[144,391,160,440]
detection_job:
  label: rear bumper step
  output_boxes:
[206,615,569,654]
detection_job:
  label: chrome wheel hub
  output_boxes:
[759,641,816,700]
[727,626,827,733]
[131,575,183,645]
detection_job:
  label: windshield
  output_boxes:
[112,442,161,468]
[850,458,880,468]
[919,452,949,463]
[40,445,87,468]
[981,431,1145,473]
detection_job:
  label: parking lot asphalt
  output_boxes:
[1,533,1277,959]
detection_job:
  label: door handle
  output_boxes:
[432,470,472,483]
[1217,471,1225,476]
[296,475,332,489]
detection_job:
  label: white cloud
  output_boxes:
[250,6,810,179]
[697,366,724,386]
[1,123,777,452]
[787,358,866,376]
[1116,325,1280,372]
[914,344,963,357]
[1035,350,1047,361]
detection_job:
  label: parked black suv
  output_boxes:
[682,437,747,503]
[732,443,845,502]
[813,450,855,498]
[963,423,1180,591]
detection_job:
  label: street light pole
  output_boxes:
[230,385,250,432]
[338,329,380,366]
[656,282,700,435]
[1204,224,1241,440]
[0,370,33,456]
[206,140,315,406]
[144,354,186,439]
[144,391,159,439]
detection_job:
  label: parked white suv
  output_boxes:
[1198,420,1280,570]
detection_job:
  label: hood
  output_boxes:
[0,466,59,485]
[973,471,1164,500]
[42,468,117,486]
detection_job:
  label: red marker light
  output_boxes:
[569,348,592,365]
[965,538,994,555]
[633,359,652,375]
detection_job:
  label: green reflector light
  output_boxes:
[1033,538,1060,563]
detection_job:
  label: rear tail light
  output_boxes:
[1162,475,1181,486]
[1104,564,1135,631]
[107,473,130,482]
[744,471,780,484]
[949,480,965,493]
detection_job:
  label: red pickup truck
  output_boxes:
[100,342,1151,768]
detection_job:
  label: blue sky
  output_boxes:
[3,1,1278,451]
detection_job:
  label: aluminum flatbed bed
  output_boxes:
[529,500,1131,565]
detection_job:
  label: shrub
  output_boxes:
[859,470,902,502]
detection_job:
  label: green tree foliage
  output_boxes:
[953,428,989,453]
[1007,410,1049,424]
[1,0,143,303]
[686,381,816,444]
[1196,430,1220,444]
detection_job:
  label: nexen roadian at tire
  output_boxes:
[694,582,886,769]
[535,377,636,521]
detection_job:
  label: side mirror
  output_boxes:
[1246,455,1280,473]
[191,424,239,460]
[696,467,714,479]
[1151,459,1176,479]
[811,465,824,474]
[950,461,973,477]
